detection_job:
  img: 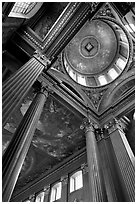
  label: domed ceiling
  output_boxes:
[63,18,130,87]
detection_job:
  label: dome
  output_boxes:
[63,18,130,87]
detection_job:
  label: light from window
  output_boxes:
[69,69,76,81]
[70,170,83,193]
[98,75,107,86]
[116,58,126,70]
[35,191,45,202]
[50,182,62,202]
[8,2,37,18]
[77,75,86,86]
[108,68,119,80]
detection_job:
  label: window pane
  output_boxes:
[50,188,56,202]
[35,192,45,202]
[75,173,83,190]
[50,182,62,202]
[70,177,74,193]
[56,183,61,200]
[70,170,83,193]
[98,75,107,85]
[77,75,86,86]
[116,58,126,70]
[108,68,118,80]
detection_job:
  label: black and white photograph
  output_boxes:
[2,1,135,202]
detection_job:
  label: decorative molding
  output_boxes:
[52,54,64,73]
[29,193,35,201]
[33,50,51,66]
[61,175,68,186]
[95,128,105,142]
[44,185,50,195]
[83,89,107,110]
[94,3,116,19]
[81,162,88,174]
[80,118,99,134]
[104,118,127,134]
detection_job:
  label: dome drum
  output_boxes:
[63,18,131,88]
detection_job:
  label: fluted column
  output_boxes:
[2,85,49,202]
[81,119,107,202]
[2,51,51,127]
[96,128,121,201]
[105,118,135,201]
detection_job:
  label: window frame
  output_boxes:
[69,169,83,193]
[50,181,62,202]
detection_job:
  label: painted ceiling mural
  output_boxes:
[2,87,85,192]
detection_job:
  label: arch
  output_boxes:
[98,70,135,112]
[49,68,96,110]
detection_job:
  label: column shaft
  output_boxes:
[2,56,46,127]
[109,124,135,201]
[2,88,48,202]
[85,125,107,201]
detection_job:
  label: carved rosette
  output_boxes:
[81,163,88,174]
[61,175,68,186]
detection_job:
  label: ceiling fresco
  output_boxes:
[2,87,85,192]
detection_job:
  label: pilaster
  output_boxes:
[104,118,135,201]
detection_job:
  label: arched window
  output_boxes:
[70,170,83,193]
[50,182,62,202]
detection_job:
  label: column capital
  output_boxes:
[38,83,54,97]
[81,162,88,174]
[29,193,35,201]
[44,185,50,195]
[95,128,105,142]
[61,175,68,186]
[33,50,51,66]
[104,118,126,134]
[80,118,99,133]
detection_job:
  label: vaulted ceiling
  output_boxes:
[2,2,135,196]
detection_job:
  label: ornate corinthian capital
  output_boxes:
[80,118,99,133]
